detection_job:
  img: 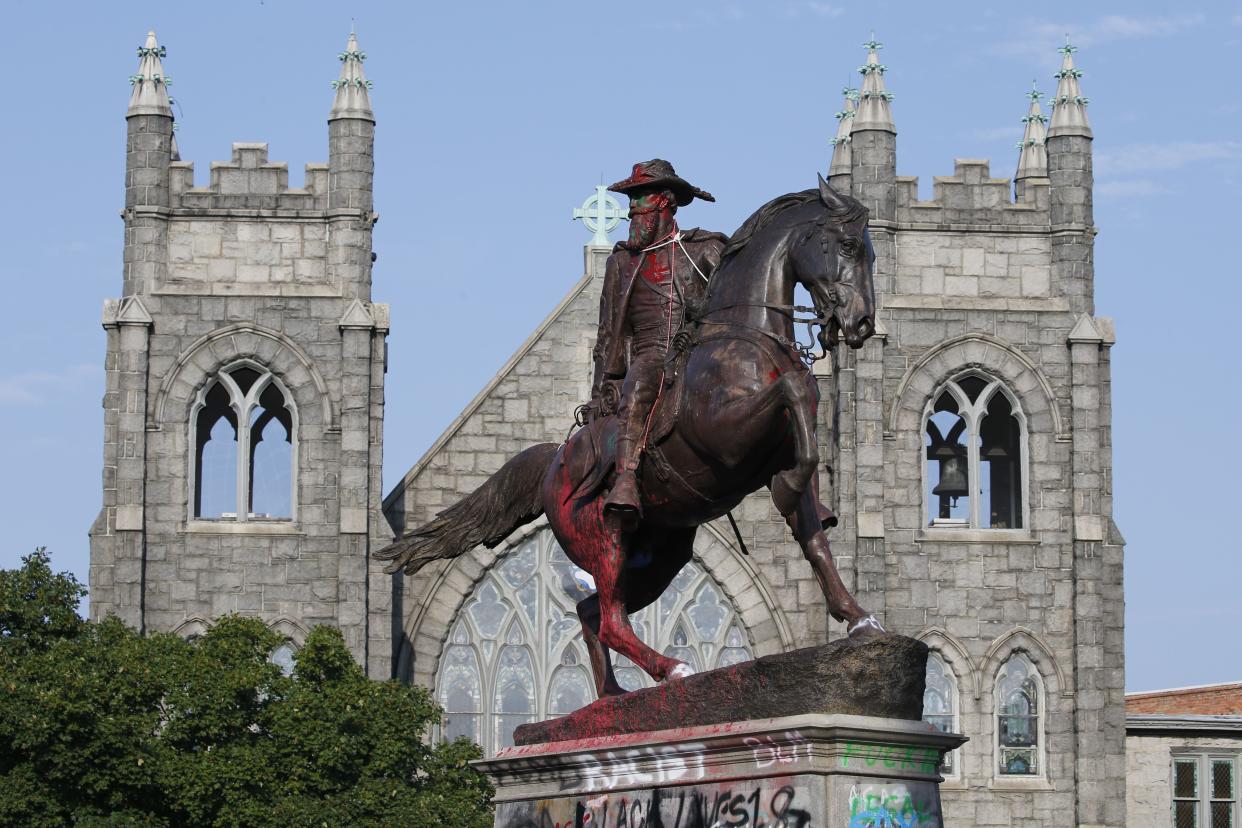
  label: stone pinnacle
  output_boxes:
[1015,82,1049,181]
[127,30,173,118]
[1047,36,1091,138]
[829,86,859,178]
[853,36,895,133]
[330,31,374,122]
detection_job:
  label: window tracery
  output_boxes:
[191,363,295,521]
[995,652,1042,777]
[925,373,1025,529]
[435,528,755,756]
[922,651,959,775]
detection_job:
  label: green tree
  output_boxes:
[0,548,87,653]
[0,551,494,827]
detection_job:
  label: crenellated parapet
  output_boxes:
[895,159,1049,230]
[169,144,331,212]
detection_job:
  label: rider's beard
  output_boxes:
[626,208,674,250]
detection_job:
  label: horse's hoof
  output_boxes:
[847,615,886,639]
[664,663,696,682]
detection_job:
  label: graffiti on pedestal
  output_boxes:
[498,781,813,828]
[845,783,937,828]
[839,742,939,775]
[577,743,709,793]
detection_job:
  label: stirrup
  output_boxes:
[604,503,641,532]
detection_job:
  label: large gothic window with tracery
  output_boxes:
[924,373,1025,530]
[191,363,296,521]
[435,528,755,756]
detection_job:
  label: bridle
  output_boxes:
[696,218,863,366]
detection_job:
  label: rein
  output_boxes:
[696,300,834,366]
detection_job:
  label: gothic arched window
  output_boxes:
[191,363,296,521]
[269,642,297,677]
[435,528,755,756]
[995,652,1043,777]
[922,651,960,776]
[925,374,1025,529]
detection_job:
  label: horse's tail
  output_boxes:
[373,442,560,576]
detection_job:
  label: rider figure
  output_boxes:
[589,160,728,530]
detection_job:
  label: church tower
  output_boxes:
[89,31,394,676]
[822,36,1125,827]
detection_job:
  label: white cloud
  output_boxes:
[1095,180,1168,198]
[1089,13,1205,40]
[0,364,96,406]
[1096,141,1242,175]
[989,13,1205,61]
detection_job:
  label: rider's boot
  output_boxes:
[604,436,643,532]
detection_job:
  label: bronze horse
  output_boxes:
[376,176,884,698]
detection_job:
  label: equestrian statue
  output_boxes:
[376,160,885,699]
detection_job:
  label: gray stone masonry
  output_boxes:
[1048,134,1095,316]
[90,95,392,676]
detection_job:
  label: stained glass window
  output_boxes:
[996,652,1041,776]
[922,652,958,775]
[435,528,755,756]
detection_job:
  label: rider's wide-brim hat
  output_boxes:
[608,159,715,206]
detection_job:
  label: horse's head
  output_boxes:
[789,176,876,350]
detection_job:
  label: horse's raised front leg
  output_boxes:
[769,371,820,515]
[777,484,885,639]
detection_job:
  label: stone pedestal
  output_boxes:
[477,713,965,827]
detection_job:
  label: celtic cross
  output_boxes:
[573,185,628,246]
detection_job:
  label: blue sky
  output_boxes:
[1,1,1238,693]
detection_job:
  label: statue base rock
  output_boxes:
[515,635,928,745]
[476,638,967,827]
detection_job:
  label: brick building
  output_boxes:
[1126,683,1242,826]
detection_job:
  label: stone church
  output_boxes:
[90,31,1126,827]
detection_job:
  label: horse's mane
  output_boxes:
[720,186,867,265]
